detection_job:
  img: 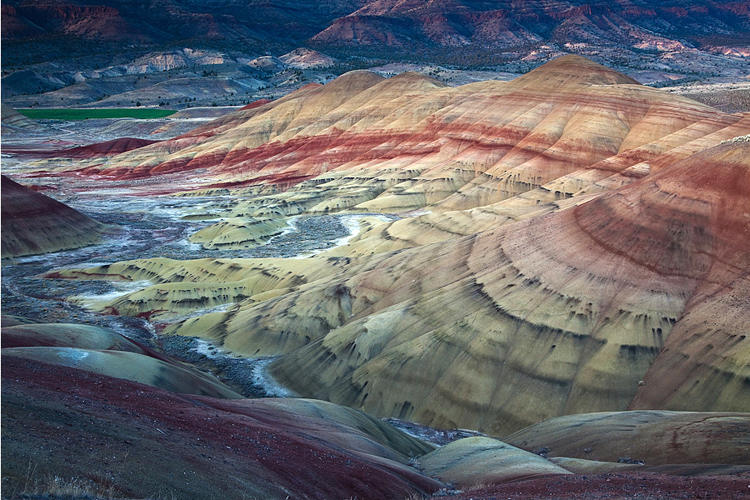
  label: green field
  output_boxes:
[17,108,178,120]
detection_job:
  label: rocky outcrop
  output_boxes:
[279,47,337,68]
[1,175,108,259]
[311,0,750,56]
[2,0,372,44]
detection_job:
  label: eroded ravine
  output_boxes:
[1,190,388,397]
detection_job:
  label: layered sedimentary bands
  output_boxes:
[1,175,108,258]
[1,335,443,499]
[39,56,750,437]
[6,336,747,499]
[2,320,242,398]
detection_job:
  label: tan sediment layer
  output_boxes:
[505,410,750,467]
[420,437,571,488]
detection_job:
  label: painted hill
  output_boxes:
[44,57,750,436]
[1,354,442,499]
[46,55,748,249]
[5,320,747,498]
[0,175,108,258]
[264,139,750,435]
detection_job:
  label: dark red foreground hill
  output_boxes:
[1,175,108,258]
[1,355,441,499]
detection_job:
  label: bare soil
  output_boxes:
[449,472,750,500]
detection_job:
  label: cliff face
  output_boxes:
[1,0,369,42]
[1,175,107,258]
[6,0,746,48]
[4,0,748,80]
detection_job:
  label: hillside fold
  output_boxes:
[33,55,750,436]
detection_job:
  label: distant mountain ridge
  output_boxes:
[3,0,749,66]
[1,0,368,43]
[312,0,750,64]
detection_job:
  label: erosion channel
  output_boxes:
[2,191,394,398]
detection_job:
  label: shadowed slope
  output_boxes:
[3,348,244,399]
[2,322,154,352]
[1,321,242,398]
[1,175,108,258]
[446,471,750,500]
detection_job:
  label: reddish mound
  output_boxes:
[574,141,750,277]
[449,472,750,500]
[1,356,441,500]
[241,98,272,110]
[1,5,45,38]
[56,137,159,159]
[587,142,750,412]
[1,175,107,258]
